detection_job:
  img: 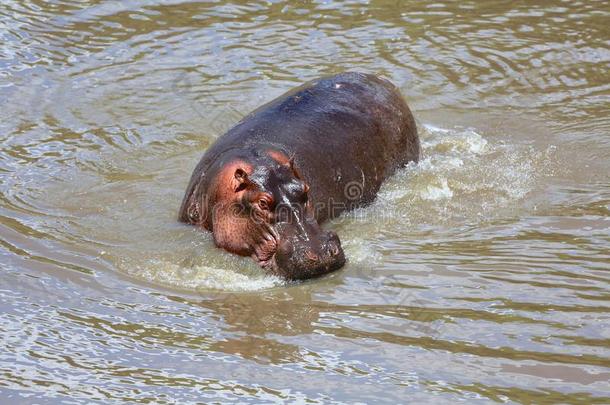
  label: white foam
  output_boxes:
[421,125,488,156]
[422,124,450,134]
[342,238,382,266]
[334,123,549,233]
[125,259,284,292]
[463,130,488,154]
[420,177,453,200]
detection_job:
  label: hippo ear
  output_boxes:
[178,180,209,227]
[232,168,250,192]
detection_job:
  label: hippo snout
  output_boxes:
[275,230,346,280]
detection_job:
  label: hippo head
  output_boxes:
[205,150,345,280]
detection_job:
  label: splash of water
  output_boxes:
[121,257,285,292]
[122,125,555,291]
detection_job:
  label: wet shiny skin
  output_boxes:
[274,223,345,280]
[247,154,345,278]
[1,0,610,403]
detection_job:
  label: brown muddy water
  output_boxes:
[1,1,609,403]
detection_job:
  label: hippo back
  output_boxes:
[180,72,419,223]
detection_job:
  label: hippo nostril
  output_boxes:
[305,250,319,262]
[330,243,340,257]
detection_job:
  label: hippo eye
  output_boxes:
[258,195,273,211]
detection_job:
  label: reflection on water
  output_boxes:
[1,0,609,402]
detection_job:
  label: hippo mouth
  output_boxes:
[251,223,280,272]
[258,255,280,274]
[257,252,345,280]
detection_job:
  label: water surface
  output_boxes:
[1,0,609,403]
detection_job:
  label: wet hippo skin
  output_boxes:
[179,72,420,280]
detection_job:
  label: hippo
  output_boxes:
[179,72,419,280]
